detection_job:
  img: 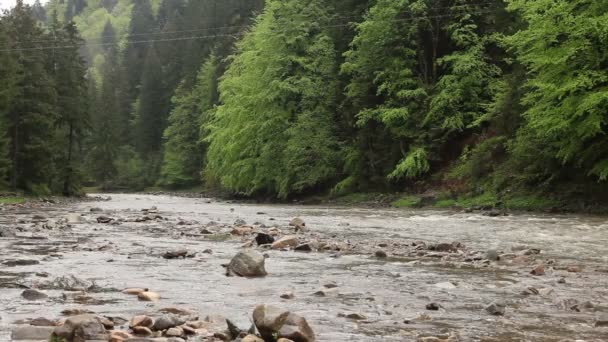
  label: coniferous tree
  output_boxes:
[4,0,58,193]
[0,23,18,187]
[123,0,156,102]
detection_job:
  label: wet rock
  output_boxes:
[97,216,114,224]
[123,288,149,295]
[110,330,133,341]
[344,313,366,320]
[253,305,314,342]
[483,209,502,217]
[62,309,95,316]
[280,292,295,299]
[242,335,264,342]
[530,264,545,276]
[138,291,161,301]
[21,289,48,300]
[53,314,109,342]
[130,315,154,328]
[231,226,254,236]
[485,250,500,261]
[30,317,58,326]
[521,287,539,296]
[426,303,440,311]
[289,217,305,228]
[11,326,54,340]
[277,339,295,342]
[90,207,103,212]
[132,326,153,336]
[271,235,299,250]
[313,288,339,297]
[153,315,185,331]
[430,242,462,253]
[255,233,275,246]
[294,243,312,252]
[557,277,566,284]
[323,282,338,289]
[4,259,40,267]
[567,266,582,273]
[234,218,247,226]
[227,250,267,277]
[165,327,183,337]
[485,303,506,316]
[32,214,47,222]
[163,249,190,259]
[434,281,456,290]
[374,250,388,258]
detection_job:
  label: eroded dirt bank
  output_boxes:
[1,194,607,341]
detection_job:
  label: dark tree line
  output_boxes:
[2,0,607,204]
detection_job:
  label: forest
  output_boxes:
[0,0,607,209]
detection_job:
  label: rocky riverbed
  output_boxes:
[0,193,607,341]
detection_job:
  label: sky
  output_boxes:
[0,0,47,11]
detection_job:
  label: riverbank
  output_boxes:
[1,193,607,341]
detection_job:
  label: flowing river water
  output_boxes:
[0,194,607,341]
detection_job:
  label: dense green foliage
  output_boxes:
[1,0,607,206]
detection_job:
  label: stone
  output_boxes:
[374,250,387,258]
[138,291,161,301]
[158,308,193,316]
[234,218,247,226]
[132,326,153,336]
[11,326,54,340]
[253,305,290,340]
[97,216,114,223]
[271,236,299,250]
[344,313,366,320]
[242,334,264,342]
[253,305,314,342]
[278,313,315,342]
[281,292,295,299]
[21,289,48,300]
[153,315,185,331]
[227,250,267,277]
[90,207,103,212]
[294,244,312,252]
[110,330,133,342]
[530,264,545,276]
[130,315,154,328]
[122,288,149,295]
[29,317,58,326]
[4,259,40,266]
[289,218,305,227]
[165,327,183,337]
[255,233,275,245]
[163,249,189,259]
[434,282,456,290]
[53,314,109,342]
[485,303,506,316]
[485,249,500,261]
[232,226,255,236]
[426,303,440,311]
[277,339,295,342]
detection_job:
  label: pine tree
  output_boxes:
[206,0,342,198]
[123,0,156,102]
[0,22,18,188]
[4,1,58,193]
[48,17,90,196]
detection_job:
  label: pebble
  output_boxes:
[137,291,161,302]
[485,302,506,316]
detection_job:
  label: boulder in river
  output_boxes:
[21,289,48,300]
[255,232,275,245]
[138,291,161,301]
[163,249,190,259]
[97,216,114,224]
[130,315,154,328]
[227,250,267,277]
[595,316,608,327]
[289,217,305,227]
[153,315,185,331]
[530,264,545,276]
[66,213,84,224]
[485,302,506,316]
[242,334,265,342]
[11,326,54,340]
[374,250,388,258]
[52,314,109,342]
[295,243,313,252]
[122,287,149,295]
[485,249,500,261]
[271,235,299,250]
[253,305,315,342]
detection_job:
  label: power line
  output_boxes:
[0,8,497,53]
[8,2,500,45]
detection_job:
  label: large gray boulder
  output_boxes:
[252,305,315,342]
[52,314,109,342]
[227,250,267,277]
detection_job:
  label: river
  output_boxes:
[0,194,607,341]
